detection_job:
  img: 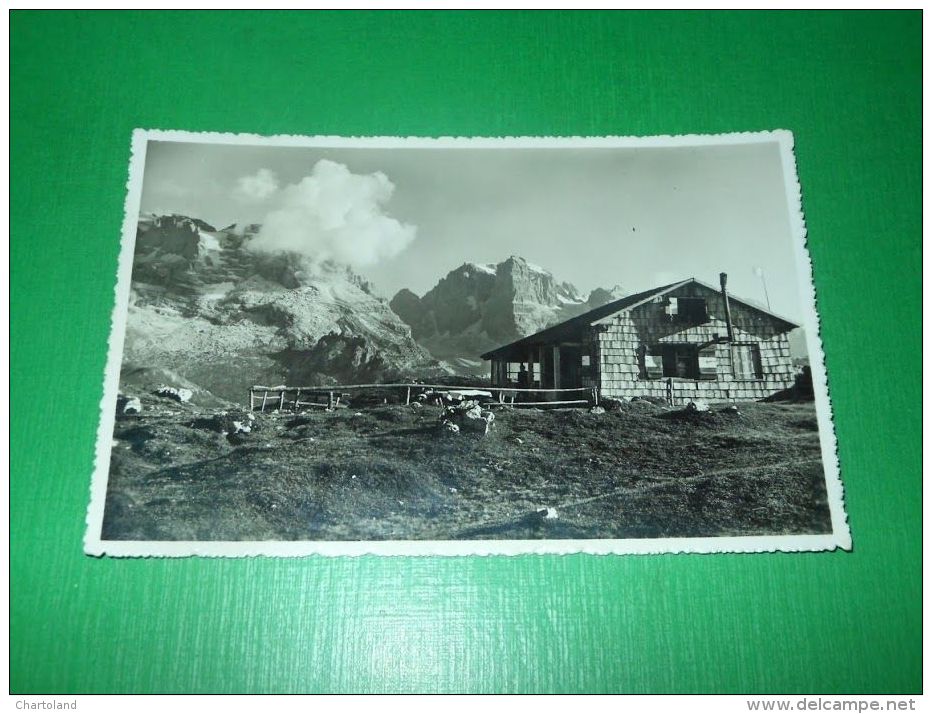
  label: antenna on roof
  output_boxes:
[753,266,772,310]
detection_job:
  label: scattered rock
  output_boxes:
[723,404,741,415]
[438,400,495,435]
[117,395,142,415]
[230,420,251,435]
[190,411,259,436]
[634,396,669,406]
[686,400,710,413]
[600,398,624,412]
[525,506,560,525]
[589,405,606,415]
[460,401,496,434]
[155,385,193,403]
[512,436,524,445]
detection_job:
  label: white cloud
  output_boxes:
[233,168,279,202]
[246,160,416,268]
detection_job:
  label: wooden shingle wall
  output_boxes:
[595,284,797,402]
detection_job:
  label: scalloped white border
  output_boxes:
[84,129,851,558]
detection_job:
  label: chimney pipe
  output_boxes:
[719,272,734,342]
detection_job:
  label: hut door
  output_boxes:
[559,346,582,388]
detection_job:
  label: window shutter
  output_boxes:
[698,346,718,380]
[732,344,762,379]
[644,354,663,379]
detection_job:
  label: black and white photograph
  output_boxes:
[85,131,849,556]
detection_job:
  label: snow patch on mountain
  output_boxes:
[198,231,221,252]
[524,260,548,274]
[469,262,496,275]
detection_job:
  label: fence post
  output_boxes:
[406,386,411,405]
[294,389,301,412]
[248,389,254,411]
[260,391,268,412]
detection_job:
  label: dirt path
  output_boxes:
[558,456,823,510]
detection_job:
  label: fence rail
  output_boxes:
[249,383,599,412]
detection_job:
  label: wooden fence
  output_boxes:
[248,383,599,412]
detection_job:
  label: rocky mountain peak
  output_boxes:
[124,214,441,402]
[587,284,627,307]
[389,256,624,372]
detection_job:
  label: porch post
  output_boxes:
[552,345,561,389]
[538,345,546,389]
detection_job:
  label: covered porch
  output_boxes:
[484,340,589,390]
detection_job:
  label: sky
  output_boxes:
[139,138,806,322]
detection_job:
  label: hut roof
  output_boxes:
[480,278,799,360]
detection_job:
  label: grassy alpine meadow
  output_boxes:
[102,394,832,542]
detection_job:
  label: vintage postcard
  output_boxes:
[85,130,850,556]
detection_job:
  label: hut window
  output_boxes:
[732,343,763,380]
[663,345,694,378]
[666,297,709,324]
[507,362,538,383]
[581,354,591,367]
[644,344,717,380]
[675,297,709,324]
